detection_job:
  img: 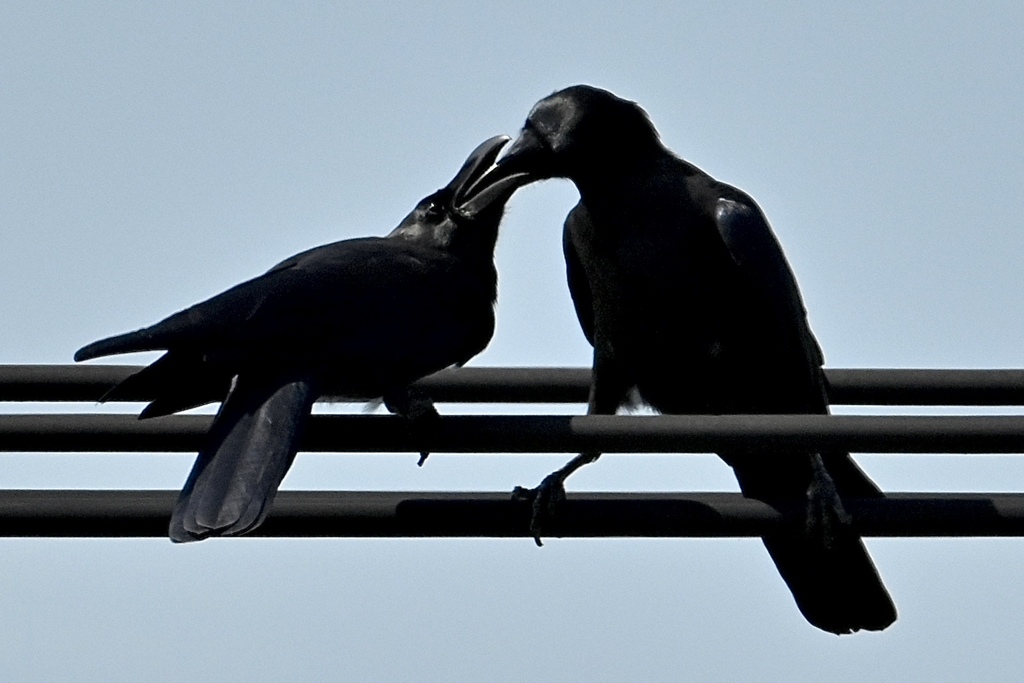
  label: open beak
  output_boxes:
[450,134,530,218]
[448,135,510,206]
[454,127,552,217]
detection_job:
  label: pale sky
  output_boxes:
[3,3,1024,681]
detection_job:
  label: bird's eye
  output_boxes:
[425,202,446,218]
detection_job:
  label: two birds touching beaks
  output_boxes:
[75,85,897,635]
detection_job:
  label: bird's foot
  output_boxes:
[401,395,440,422]
[409,404,440,467]
[805,455,854,550]
[383,388,440,467]
[512,471,568,547]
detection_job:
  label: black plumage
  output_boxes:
[76,135,519,542]
[478,85,896,634]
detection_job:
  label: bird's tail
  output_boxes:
[762,527,896,634]
[169,377,315,542]
[727,451,897,634]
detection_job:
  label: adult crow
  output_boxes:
[75,135,520,542]
[476,85,896,634]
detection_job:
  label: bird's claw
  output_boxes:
[805,456,853,550]
[383,388,440,468]
[408,407,440,466]
[512,472,568,546]
[403,397,440,423]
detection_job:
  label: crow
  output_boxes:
[75,135,520,543]
[475,85,896,634]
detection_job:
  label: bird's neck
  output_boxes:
[570,146,679,199]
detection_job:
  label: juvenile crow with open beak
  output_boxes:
[76,135,520,542]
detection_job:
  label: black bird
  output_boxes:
[476,85,896,634]
[75,135,520,543]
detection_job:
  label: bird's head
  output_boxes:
[470,85,663,194]
[389,135,521,257]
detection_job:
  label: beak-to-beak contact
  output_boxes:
[455,129,553,217]
[449,135,510,207]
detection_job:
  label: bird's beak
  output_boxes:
[448,135,511,206]
[455,128,551,216]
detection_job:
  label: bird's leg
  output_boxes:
[513,351,630,546]
[804,454,854,550]
[512,450,601,546]
[383,386,440,466]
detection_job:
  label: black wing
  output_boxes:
[714,197,824,370]
[563,204,596,346]
[713,195,881,498]
[75,237,458,361]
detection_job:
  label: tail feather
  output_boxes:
[726,450,897,633]
[169,377,315,542]
[763,529,897,634]
[820,449,885,499]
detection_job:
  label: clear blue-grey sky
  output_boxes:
[3,2,1024,681]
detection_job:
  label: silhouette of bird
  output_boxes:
[76,135,520,542]
[476,85,896,634]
